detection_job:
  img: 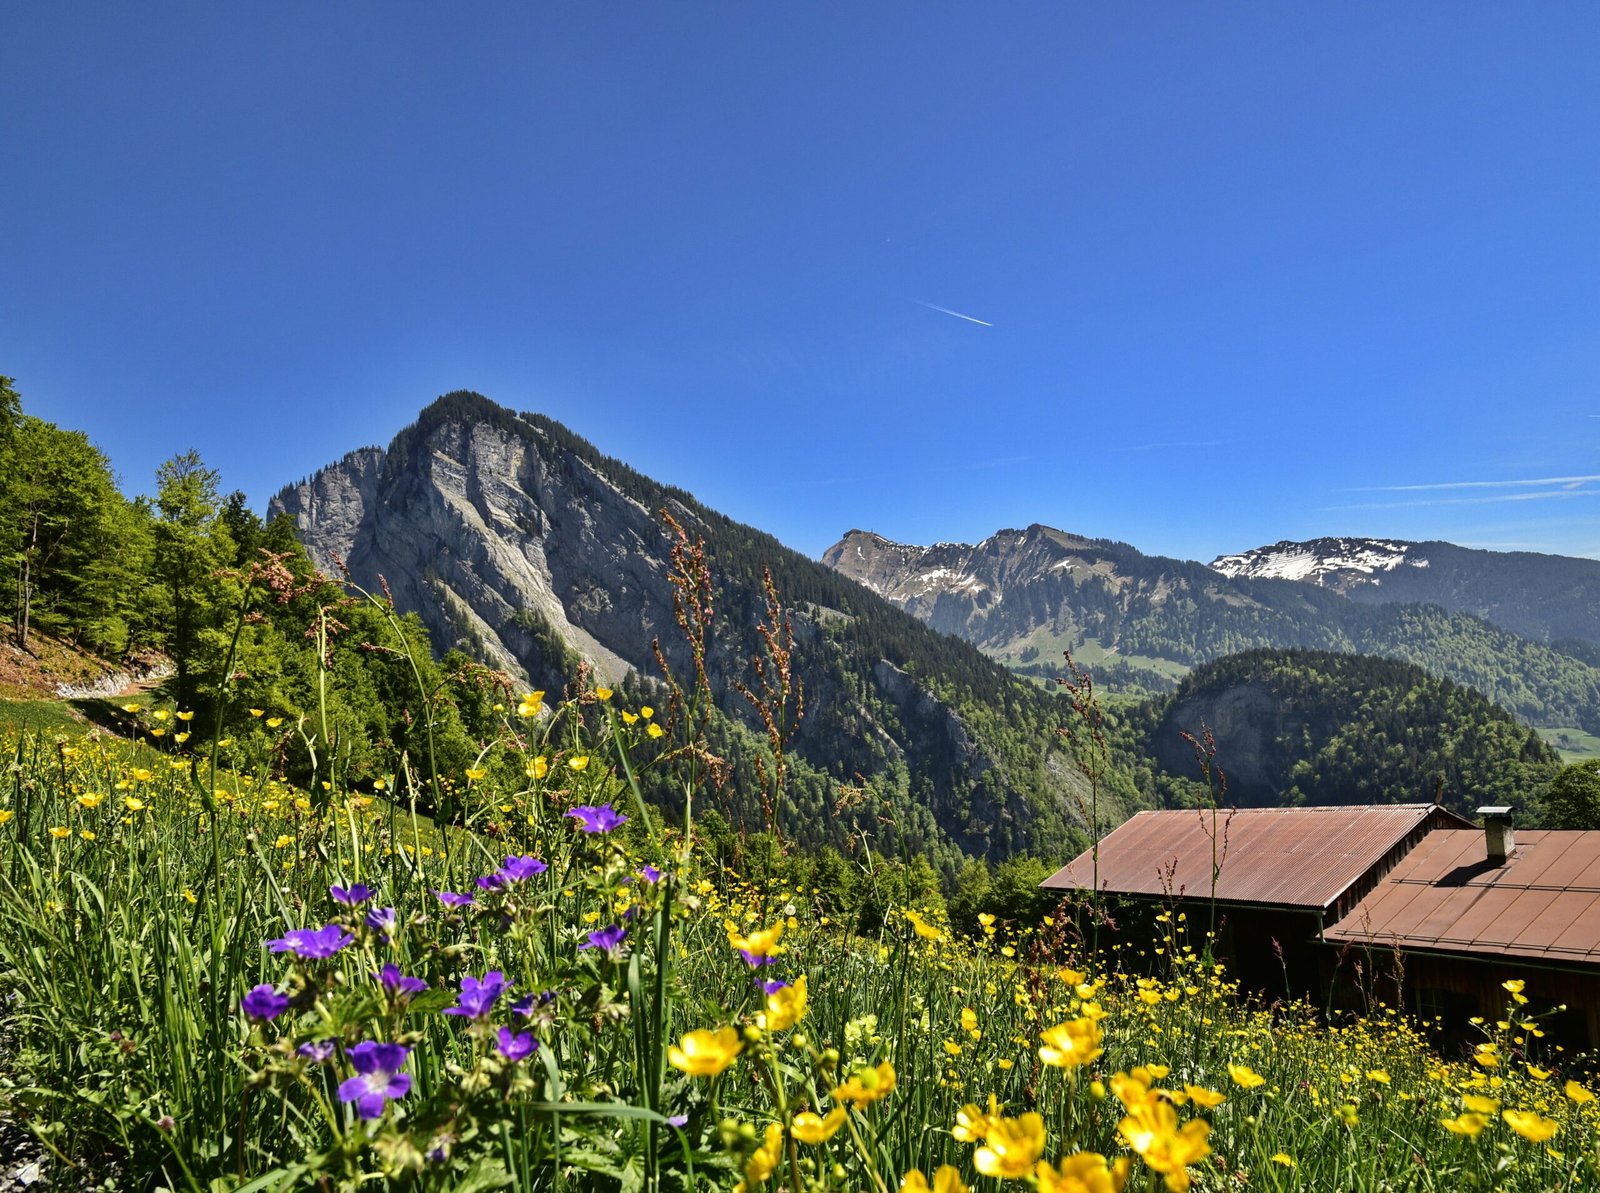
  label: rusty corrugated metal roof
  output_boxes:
[1040,804,1472,910]
[1325,829,1600,965]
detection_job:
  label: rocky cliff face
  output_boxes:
[270,392,1099,861]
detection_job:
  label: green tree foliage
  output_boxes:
[154,451,236,709]
[1542,760,1600,829]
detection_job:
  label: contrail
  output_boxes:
[915,300,993,327]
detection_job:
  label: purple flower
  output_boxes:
[242,984,289,1021]
[265,924,353,959]
[668,1114,688,1128]
[638,864,662,884]
[580,923,626,954]
[379,963,428,1002]
[760,978,791,995]
[432,890,475,909]
[474,873,505,892]
[566,803,627,834]
[496,1026,537,1061]
[500,855,548,882]
[330,882,374,907]
[512,991,556,1019]
[365,906,398,939]
[443,970,510,1019]
[338,1041,412,1120]
[298,1039,336,1064]
[739,949,779,968]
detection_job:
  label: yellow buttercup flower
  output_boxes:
[77,793,105,809]
[594,686,613,701]
[0,810,13,826]
[1183,1085,1226,1109]
[464,768,487,781]
[1033,1153,1130,1193]
[1366,1069,1390,1084]
[900,1166,969,1193]
[667,1027,742,1077]
[792,1106,846,1145]
[973,1112,1046,1180]
[763,974,807,1031]
[728,920,784,959]
[952,1095,1003,1143]
[1502,1109,1558,1143]
[175,710,194,721]
[1227,1062,1266,1089]
[1441,1112,1488,1137]
[1117,1098,1210,1192]
[265,716,284,728]
[1270,1154,1296,1168]
[1564,1079,1595,1104]
[517,691,545,717]
[568,755,590,772]
[742,1122,783,1189]
[123,797,145,812]
[49,826,71,839]
[1462,1094,1500,1114]
[961,1007,978,1033]
[833,1061,896,1108]
[647,722,665,739]
[1039,1017,1104,1069]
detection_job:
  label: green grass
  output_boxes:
[1538,725,1600,763]
[0,698,86,736]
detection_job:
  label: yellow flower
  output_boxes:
[1227,1062,1266,1089]
[620,709,639,725]
[265,716,284,728]
[1502,979,1525,994]
[131,768,153,782]
[961,1007,979,1033]
[149,728,165,738]
[833,1061,896,1108]
[122,703,142,713]
[1564,1079,1595,1104]
[152,709,170,722]
[0,810,13,826]
[274,834,293,849]
[728,920,784,959]
[640,705,654,719]
[49,826,71,839]
[904,910,943,941]
[973,1112,1046,1180]
[762,974,807,1031]
[1462,1094,1500,1114]
[1039,1017,1104,1069]
[176,710,194,721]
[248,708,264,717]
[182,888,197,904]
[517,691,545,717]
[952,1095,1003,1143]
[792,1106,846,1145]
[1033,1153,1130,1193]
[1473,1043,1500,1069]
[1117,1099,1210,1192]
[1366,1069,1391,1084]
[1183,1085,1226,1109]
[1441,1112,1489,1137]
[667,1027,742,1077]
[464,768,487,782]
[742,1122,783,1189]
[526,756,549,780]
[647,722,665,739]
[944,1040,962,1056]
[568,755,590,772]
[76,793,105,809]
[1502,1109,1558,1143]
[1270,1153,1296,1168]
[901,1166,969,1193]
[174,732,190,744]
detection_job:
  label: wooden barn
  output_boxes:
[1041,804,1600,1045]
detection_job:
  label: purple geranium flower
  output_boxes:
[739,949,780,968]
[338,1041,412,1120]
[500,854,548,882]
[668,1114,688,1128]
[298,1039,336,1064]
[580,923,626,954]
[242,984,289,1021]
[365,906,398,939]
[512,990,557,1020]
[496,1026,537,1061]
[379,963,428,1002]
[760,978,791,995]
[432,889,475,909]
[330,882,374,907]
[443,970,510,1019]
[265,924,354,959]
[638,864,662,884]
[566,803,627,834]
[474,873,505,892]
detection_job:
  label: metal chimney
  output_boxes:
[1477,806,1515,865]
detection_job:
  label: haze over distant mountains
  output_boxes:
[823,526,1600,731]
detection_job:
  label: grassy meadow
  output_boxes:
[0,679,1595,1193]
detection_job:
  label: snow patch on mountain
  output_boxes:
[1210,538,1429,586]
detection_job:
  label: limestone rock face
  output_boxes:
[271,409,667,687]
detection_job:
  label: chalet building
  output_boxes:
[1040,804,1600,1046]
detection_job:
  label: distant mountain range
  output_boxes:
[823,526,1600,731]
[1211,536,1600,649]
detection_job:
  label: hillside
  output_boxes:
[824,526,1600,730]
[1125,648,1561,812]
[270,392,1144,866]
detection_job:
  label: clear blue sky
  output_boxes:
[4,4,1598,562]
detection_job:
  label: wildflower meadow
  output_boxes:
[0,564,1596,1192]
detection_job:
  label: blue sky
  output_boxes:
[4,4,1598,562]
